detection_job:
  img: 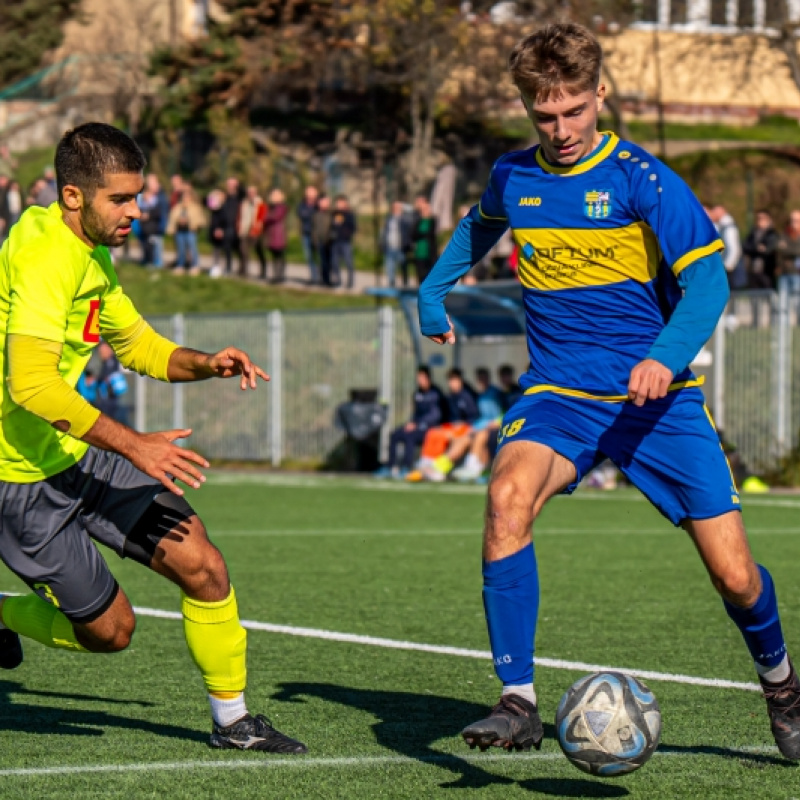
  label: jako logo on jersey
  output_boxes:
[584,190,612,219]
[83,299,101,343]
[518,197,542,207]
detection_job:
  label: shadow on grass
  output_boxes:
[658,743,794,769]
[273,682,630,796]
[0,679,206,743]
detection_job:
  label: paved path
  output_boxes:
[153,246,391,296]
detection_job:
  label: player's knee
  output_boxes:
[77,612,136,653]
[712,563,760,607]
[178,538,230,599]
[486,475,535,538]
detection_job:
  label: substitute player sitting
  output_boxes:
[0,123,306,753]
[419,24,800,760]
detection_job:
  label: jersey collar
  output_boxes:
[535,132,618,176]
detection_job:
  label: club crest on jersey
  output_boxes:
[584,190,612,219]
[82,299,101,343]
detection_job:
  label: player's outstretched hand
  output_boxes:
[206,347,269,390]
[427,316,456,346]
[130,429,209,497]
[627,359,673,407]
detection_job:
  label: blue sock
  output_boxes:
[482,542,538,687]
[724,564,787,668]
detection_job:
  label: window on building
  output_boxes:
[637,0,660,22]
[709,0,729,24]
[670,0,688,23]
[764,0,785,24]
[738,0,756,26]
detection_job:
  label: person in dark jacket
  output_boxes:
[743,209,780,290]
[206,189,226,277]
[297,185,319,284]
[218,177,243,276]
[375,366,445,478]
[410,195,438,286]
[313,195,334,286]
[330,195,357,288]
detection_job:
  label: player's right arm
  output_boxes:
[418,162,510,344]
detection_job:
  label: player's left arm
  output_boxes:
[165,346,268,388]
[626,157,727,406]
[627,252,728,406]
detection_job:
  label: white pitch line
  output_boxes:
[132,606,762,693]
[0,747,779,779]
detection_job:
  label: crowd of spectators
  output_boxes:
[6,153,800,297]
[703,202,800,293]
[376,364,521,483]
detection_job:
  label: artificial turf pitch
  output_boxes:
[0,473,799,799]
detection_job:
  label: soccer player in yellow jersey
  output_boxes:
[0,123,306,753]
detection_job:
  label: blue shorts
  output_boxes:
[496,388,740,525]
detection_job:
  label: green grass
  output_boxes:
[114,262,375,315]
[1,477,799,798]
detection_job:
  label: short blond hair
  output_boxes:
[509,23,603,103]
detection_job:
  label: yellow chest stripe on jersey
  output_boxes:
[513,222,661,291]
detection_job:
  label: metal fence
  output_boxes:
[709,286,800,474]
[129,287,800,473]
[133,307,416,466]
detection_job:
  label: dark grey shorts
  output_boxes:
[0,448,178,622]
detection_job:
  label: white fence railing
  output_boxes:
[128,288,800,473]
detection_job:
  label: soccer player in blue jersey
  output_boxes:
[419,23,800,760]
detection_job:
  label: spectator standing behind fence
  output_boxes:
[297,186,320,285]
[238,185,267,278]
[381,200,412,287]
[703,202,746,290]
[264,189,289,283]
[207,189,225,278]
[743,209,779,290]
[169,174,184,208]
[411,195,438,286]
[777,209,800,294]
[219,177,243,276]
[166,186,206,275]
[375,366,446,479]
[6,180,21,228]
[313,195,334,286]
[138,174,169,268]
[331,195,356,289]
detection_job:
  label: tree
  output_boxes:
[150,0,348,127]
[0,0,83,91]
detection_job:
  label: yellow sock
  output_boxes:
[182,587,247,695]
[434,455,453,474]
[2,594,86,651]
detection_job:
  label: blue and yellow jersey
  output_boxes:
[477,133,722,398]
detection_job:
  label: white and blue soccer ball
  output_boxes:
[555,671,661,777]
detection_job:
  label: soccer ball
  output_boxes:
[555,671,661,777]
